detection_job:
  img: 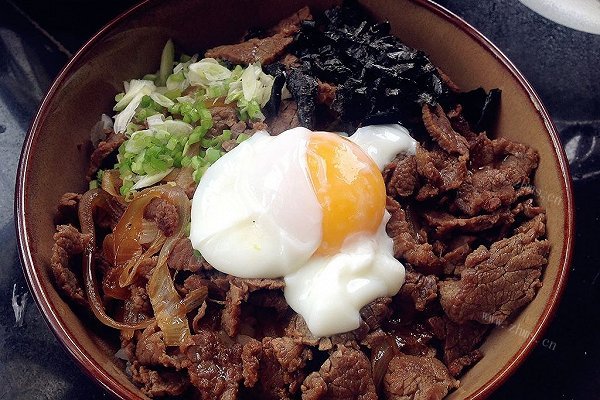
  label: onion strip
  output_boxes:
[144,184,193,346]
[79,189,156,330]
[79,185,198,337]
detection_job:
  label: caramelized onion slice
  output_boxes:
[83,248,155,330]
[371,334,400,392]
[147,262,189,346]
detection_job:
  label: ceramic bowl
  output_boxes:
[16,0,574,398]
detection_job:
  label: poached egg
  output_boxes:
[189,124,416,337]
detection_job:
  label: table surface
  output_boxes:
[1,0,598,398]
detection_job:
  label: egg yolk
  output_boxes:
[306,132,386,255]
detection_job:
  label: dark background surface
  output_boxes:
[1,0,598,398]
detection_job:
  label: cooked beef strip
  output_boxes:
[422,208,514,237]
[167,238,204,272]
[360,297,393,331]
[383,154,417,198]
[440,235,477,275]
[54,192,81,225]
[428,316,489,377]
[422,104,469,159]
[386,196,443,274]
[453,167,519,216]
[240,337,262,388]
[302,345,377,400]
[256,336,312,400]
[87,131,125,181]
[135,323,183,369]
[222,282,246,337]
[221,277,286,337]
[439,222,550,325]
[316,81,337,107]
[397,269,438,312]
[50,224,91,306]
[123,285,153,325]
[205,34,293,66]
[268,6,312,37]
[183,329,244,400]
[205,6,310,65]
[130,362,189,397]
[383,354,459,400]
[267,99,301,134]
[144,197,179,237]
[415,145,468,201]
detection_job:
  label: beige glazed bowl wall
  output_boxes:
[16,0,574,399]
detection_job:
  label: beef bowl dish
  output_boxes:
[16,0,574,399]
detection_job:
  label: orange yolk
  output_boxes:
[306,132,386,255]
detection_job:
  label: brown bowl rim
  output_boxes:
[15,0,575,399]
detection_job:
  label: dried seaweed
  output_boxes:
[288,1,450,128]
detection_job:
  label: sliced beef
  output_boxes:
[386,197,442,274]
[389,323,436,358]
[267,99,300,134]
[383,354,459,400]
[221,277,286,337]
[428,316,489,377]
[454,135,539,216]
[514,212,546,236]
[439,225,550,325]
[383,155,417,197]
[144,197,179,237]
[54,192,81,225]
[285,314,320,347]
[93,190,126,230]
[269,6,312,36]
[440,235,477,275]
[240,337,262,388]
[257,336,312,399]
[223,282,247,337]
[135,323,182,369]
[87,131,125,180]
[130,362,188,397]
[422,208,514,237]
[183,329,244,400]
[422,104,469,159]
[231,277,286,291]
[497,138,540,186]
[175,167,197,199]
[302,345,377,400]
[248,289,290,313]
[209,106,238,135]
[167,238,203,272]
[453,167,518,216]
[360,297,392,331]
[316,80,337,107]
[123,285,153,325]
[397,269,438,312]
[50,224,91,306]
[205,34,293,65]
[415,145,468,200]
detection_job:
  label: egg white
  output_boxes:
[189,128,322,278]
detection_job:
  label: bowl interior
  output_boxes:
[17,0,573,398]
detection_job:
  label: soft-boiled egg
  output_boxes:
[189,125,416,337]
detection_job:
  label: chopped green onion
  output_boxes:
[157,39,175,86]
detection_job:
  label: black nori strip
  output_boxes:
[286,68,318,129]
[475,88,502,132]
[263,63,286,118]
[455,88,502,133]
[289,1,450,128]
